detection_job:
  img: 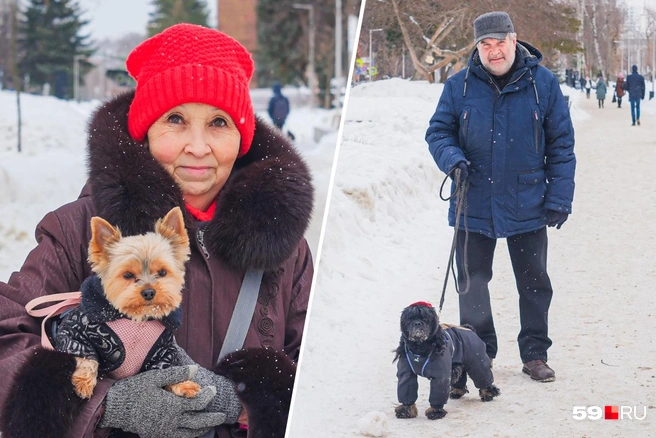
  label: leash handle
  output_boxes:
[25,292,82,350]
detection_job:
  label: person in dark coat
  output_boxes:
[622,65,646,125]
[268,82,290,131]
[425,11,575,383]
[0,23,314,438]
[595,74,607,108]
[615,72,625,108]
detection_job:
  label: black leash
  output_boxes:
[438,167,471,314]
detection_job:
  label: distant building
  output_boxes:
[218,0,258,86]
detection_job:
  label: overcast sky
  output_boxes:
[77,0,218,41]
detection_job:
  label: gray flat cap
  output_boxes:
[474,11,514,45]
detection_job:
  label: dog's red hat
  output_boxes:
[408,301,433,308]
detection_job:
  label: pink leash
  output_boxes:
[25,292,81,350]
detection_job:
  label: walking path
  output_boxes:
[288,82,656,437]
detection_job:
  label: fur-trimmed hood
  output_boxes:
[86,91,314,271]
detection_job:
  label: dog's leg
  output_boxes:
[479,385,501,402]
[72,357,99,399]
[450,386,469,399]
[425,405,447,420]
[450,364,469,399]
[167,380,201,398]
[394,404,418,419]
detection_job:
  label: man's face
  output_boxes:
[478,34,517,76]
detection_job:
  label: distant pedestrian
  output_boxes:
[268,82,290,131]
[622,65,646,126]
[595,75,607,108]
[579,75,586,93]
[584,76,592,98]
[615,72,625,108]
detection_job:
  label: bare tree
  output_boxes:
[361,0,580,82]
[9,0,21,152]
[579,0,623,78]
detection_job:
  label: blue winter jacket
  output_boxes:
[623,66,646,100]
[426,41,576,238]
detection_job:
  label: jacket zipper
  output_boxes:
[196,228,210,259]
[462,110,470,147]
[533,110,540,153]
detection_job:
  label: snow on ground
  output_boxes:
[0,89,336,280]
[288,78,656,437]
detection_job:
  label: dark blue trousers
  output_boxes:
[455,227,553,363]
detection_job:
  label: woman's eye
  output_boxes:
[123,272,135,280]
[167,114,184,124]
[158,269,167,277]
[211,117,227,127]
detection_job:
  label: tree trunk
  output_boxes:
[590,1,605,75]
[10,0,21,153]
[390,0,432,82]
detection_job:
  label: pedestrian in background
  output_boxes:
[623,65,646,126]
[268,82,291,133]
[595,74,607,108]
[584,75,592,99]
[615,72,625,108]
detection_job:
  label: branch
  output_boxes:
[391,0,431,81]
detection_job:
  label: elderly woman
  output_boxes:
[0,24,313,438]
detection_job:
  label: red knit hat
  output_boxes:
[126,23,255,156]
[408,301,433,308]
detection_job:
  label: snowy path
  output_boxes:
[288,81,656,437]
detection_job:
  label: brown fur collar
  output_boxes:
[86,91,314,271]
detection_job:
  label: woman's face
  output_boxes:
[147,103,241,210]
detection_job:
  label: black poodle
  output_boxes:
[393,301,500,420]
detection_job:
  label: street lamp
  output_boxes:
[292,3,317,107]
[368,28,383,81]
[73,54,84,102]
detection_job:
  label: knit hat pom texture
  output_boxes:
[126,23,255,156]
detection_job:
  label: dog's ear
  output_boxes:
[88,216,122,271]
[156,207,190,264]
[399,307,410,336]
[426,306,446,350]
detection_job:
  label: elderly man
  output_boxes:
[425,12,576,386]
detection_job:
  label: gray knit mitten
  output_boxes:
[99,365,226,438]
[176,345,243,424]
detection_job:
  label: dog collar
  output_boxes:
[404,343,432,377]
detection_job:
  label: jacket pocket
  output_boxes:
[516,169,546,221]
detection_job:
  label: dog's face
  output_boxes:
[88,207,190,321]
[400,304,439,344]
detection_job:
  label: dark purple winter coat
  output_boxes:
[0,91,314,438]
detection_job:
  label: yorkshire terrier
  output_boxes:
[54,206,200,399]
